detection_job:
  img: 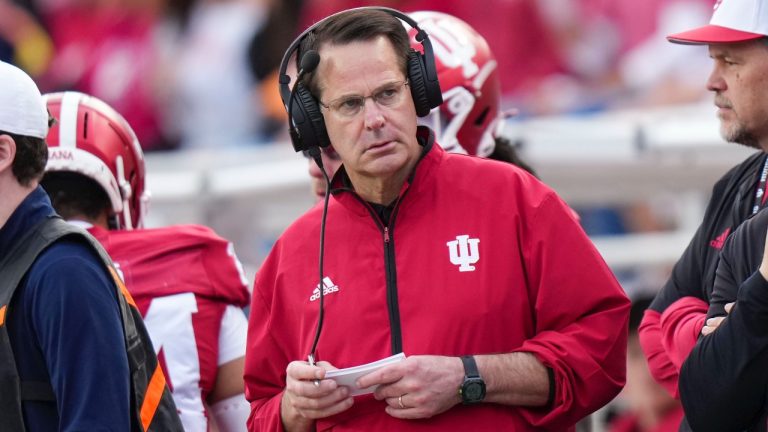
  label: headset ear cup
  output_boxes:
[296,84,330,149]
[407,50,433,117]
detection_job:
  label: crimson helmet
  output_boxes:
[408,11,503,157]
[44,91,149,229]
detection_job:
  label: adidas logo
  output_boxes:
[709,227,731,250]
[309,277,339,302]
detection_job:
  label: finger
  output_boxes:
[371,380,406,401]
[287,360,325,382]
[287,375,339,399]
[725,302,735,314]
[384,403,427,420]
[357,363,405,389]
[300,396,355,419]
[701,326,714,336]
[316,360,339,371]
[705,316,725,327]
[389,395,402,410]
[300,396,354,419]
[289,387,355,419]
[292,385,350,410]
[286,364,339,401]
[386,393,410,410]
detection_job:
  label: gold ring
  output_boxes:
[398,395,405,409]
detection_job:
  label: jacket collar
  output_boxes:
[0,186,57,262]
[329,126,444,217]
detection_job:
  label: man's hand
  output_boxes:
[356,355,464,420]
[701,302,734,336]
[281,360,354,432]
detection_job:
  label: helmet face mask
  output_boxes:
[44,92,149,230]
[409,11,502,157]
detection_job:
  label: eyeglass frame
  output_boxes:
[318,79,410,119]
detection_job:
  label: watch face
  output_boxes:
[465,382,483,400]
[462,378,486,404]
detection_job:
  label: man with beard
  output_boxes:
[639,0,768,430]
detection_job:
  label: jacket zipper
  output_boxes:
[383,226,403,354]
[352,195,404,356]
[335,137,430,355]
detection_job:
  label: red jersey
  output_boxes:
[88,224,250,431]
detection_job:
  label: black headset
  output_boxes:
[278,6,443,153]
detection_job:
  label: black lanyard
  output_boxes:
[753,157,768,215]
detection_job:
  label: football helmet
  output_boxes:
[44,91,149,229]
[408,11,503,157]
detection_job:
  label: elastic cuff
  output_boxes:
[545,367,555,407]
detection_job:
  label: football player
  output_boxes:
[41,92,251,432]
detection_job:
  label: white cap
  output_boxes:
[667,0,768,44]
[0,61,48,139]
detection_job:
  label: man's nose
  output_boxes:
[706,65,725,93]
[363,98,386,130]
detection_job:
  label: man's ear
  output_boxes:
[0,134,16,174]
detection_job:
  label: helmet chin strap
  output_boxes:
[107,214,120,230]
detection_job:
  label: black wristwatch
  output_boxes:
[459,355,486,405]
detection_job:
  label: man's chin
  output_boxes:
[722,125,761,150]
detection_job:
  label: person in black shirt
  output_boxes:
[680,207,768,432]
[646,0,768,430]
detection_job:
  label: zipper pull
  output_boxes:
[384,226,390,243]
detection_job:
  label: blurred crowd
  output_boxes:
[0,1,734,431]
[1,0,714,153]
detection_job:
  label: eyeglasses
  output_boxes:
[302,146,341,160]
[319,80,409,119]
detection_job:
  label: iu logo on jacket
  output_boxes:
[446,235,480,272]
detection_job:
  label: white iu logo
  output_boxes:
[446,235,480,272]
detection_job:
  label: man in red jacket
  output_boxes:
[245,7,629,431]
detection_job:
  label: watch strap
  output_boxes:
[460,355,480,379]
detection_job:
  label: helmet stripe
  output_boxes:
[472,60,497,92]
[59,92,80,148]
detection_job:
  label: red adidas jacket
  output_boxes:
[245,138,629,431]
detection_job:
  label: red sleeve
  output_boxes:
[639,309,679,397]
[659,296,708,369]
[515,193,630,429]
[244,282,286,431]
[638,297,707,398]
[244,244,291,432]
[246,394,284,432]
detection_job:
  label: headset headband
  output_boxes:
[278,6,438,109]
